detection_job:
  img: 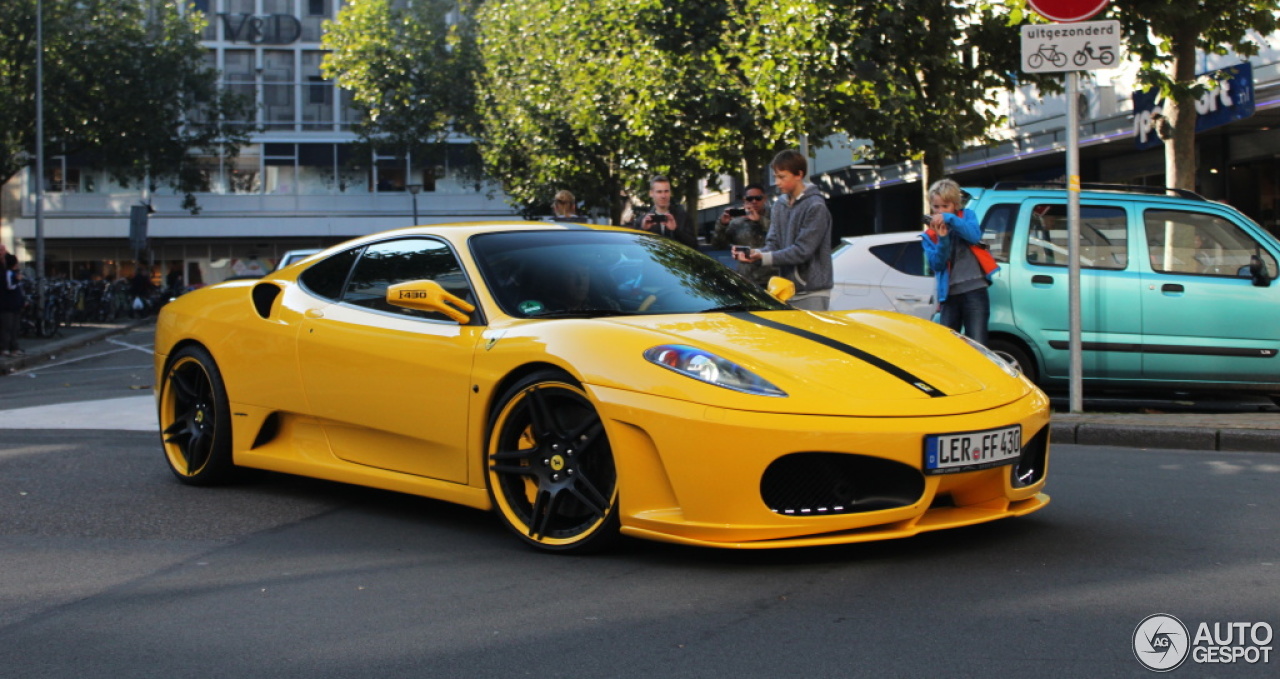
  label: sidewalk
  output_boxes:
[2,318,1277,452]
[0,317,153,375]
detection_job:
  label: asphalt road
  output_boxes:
[0,330,1277,677]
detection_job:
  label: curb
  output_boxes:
[1,320,150,376]
[1050,420,1280,453]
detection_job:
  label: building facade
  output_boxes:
[2,0,515,288]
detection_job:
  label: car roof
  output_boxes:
[839,231,921,246]
[966,182,1213,206]
[307,221,613,251]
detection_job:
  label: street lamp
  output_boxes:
[406,184,422,225]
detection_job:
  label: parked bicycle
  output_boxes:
[18,279,61,338]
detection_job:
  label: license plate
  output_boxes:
[924,425,1022,475]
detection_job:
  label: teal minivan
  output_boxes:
[967,183,1280,398]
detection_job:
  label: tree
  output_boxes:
[724,0,870,172]
[321,0,482,174]
[477,0,746,223]
[475,0,651,222]
[476,0,877,222]
[837,1,1052,204]
[0,0,249,212]
[1107,0,1279,191]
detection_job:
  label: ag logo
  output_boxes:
[1134,614,1190,672]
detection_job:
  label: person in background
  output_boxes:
[735,150,833,309]
[632,175,698,248]
[165,262,184,297]
[0,250,26,356]
[920,178,989,344]
[712,183,776,286]
[551,190,588,223]
[129,266,155,318]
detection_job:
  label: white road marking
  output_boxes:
[8,347,136,376]
[107,337,155,353]
[0,395,157,431]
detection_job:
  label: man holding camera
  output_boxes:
[712,183,776,286]
[633,175,698,248]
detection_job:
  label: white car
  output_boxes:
[829,232,935,319]
[272,248,323,272]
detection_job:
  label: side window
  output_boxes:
[1145,209,1280,278]
[298,247,360,300]
[1024,204,1127,270]
[979,203,1018,263]
[341,238,473,322]
[869,240,927,277]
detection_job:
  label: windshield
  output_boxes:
[470,230,789,318]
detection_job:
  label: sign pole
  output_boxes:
[1022,0,1114,414]
[1066,71,1083,413]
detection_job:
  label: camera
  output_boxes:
[731,245,751,256]
[921,215,934,225]
[727,207,747,218]
[649,213,667,223]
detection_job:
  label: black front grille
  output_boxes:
[760,453,924,516]
[1011,427,1049,488]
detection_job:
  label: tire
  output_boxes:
[486,370,620,554]
[159,345,237,485]
[1028,54,1044,69]
[988,338,1039,385]
[1100,50,1115,66]
[1073,52,1087,67]
[1051,52,1067,67]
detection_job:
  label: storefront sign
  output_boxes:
[220,13,302,45]
[1133,62,1255,150]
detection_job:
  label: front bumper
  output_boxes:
[592,385,1051,548]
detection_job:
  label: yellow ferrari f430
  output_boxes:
[155,222,1050,553]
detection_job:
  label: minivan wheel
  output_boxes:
[988,338,1038,385]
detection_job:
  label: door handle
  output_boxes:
[305,308,325,319]
[1031,275,1054,285]
[895,294,926,302]
[1161,284,1184,293]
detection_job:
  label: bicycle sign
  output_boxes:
[1021,20,1121,73]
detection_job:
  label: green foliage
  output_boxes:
[0,0,250,211]
[476,0,882,221]
[322,0,481,169]
[1110,0,1279,94]
[839,0,1050,182]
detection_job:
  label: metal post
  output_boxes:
[407,184,422,225]
[1066,71,1083,413]
[35,0,46,310]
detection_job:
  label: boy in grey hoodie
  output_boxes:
[736,149,833,310]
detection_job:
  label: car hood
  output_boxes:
[505,309,1035,418]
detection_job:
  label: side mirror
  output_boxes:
[1249,256,1273,287]
[766,276,795,302]
[386,280,475,323]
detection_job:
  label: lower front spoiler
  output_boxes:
[620,492,1050,549]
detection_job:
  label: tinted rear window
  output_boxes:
[869,240,927,277]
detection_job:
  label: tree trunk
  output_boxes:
[922,147,946,213]
[1162,28,1199,191]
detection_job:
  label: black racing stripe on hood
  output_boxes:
[728,312,946,397]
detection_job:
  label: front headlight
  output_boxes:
[644,344,787,397]
[958,334,1020,378]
